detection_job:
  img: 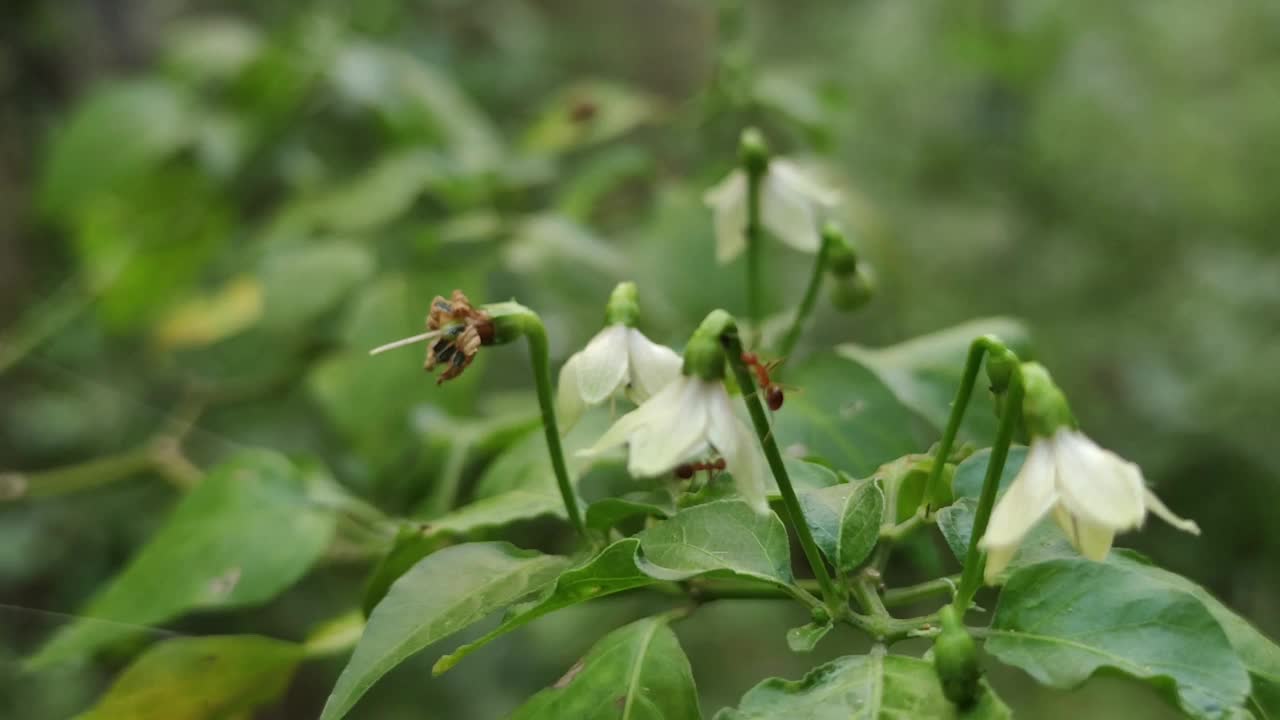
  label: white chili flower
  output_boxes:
[980,428,1200,583]
[704,158,838,264]
[556,323,681,430]
[578,375,769,514]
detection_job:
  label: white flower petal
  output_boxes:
[625,329,682,402]
[1052,507,1115,561]
[983,545,1018,585]
[704,171,749,263]
[980,439,1059,551]
[579,376,689,459]
[1052,429,1146,531]
[761,168,822,254]
[626,378,712,477]
[1143,488,1201,535]
[769,159,840,206]
[574,324,630,404]
[706,387,769,514]
[556,351,588,431]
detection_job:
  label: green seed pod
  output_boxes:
[932,605,981,709]
[829,267,875,312]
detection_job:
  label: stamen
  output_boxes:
[369,330,444,356]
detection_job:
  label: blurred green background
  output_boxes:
[2,1,1278,718]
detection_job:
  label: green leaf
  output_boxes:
[585,491,676,532]
[29,451,336,667]
[522,80,662,154]
[40,80,194,219]
[951,446,1027,500]
[151,275,263,350]
[771,353,924,478]
[636,500,793,586]
[837,317,1030,442]
[1105,552,1280,720]
[75,635,302,720]
[799,480,884,575]
[259,241,376,329]
[282,150,449,235]
[987,558,1251,718]
[785,622,832,654]
[319,543,569,720]
[716,649,1010,719]
[510,615,701,720]
[434,538,654,674]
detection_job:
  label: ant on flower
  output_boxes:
[674,457,726,480]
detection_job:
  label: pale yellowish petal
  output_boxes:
[1053,507,1115,561]
[704,171,748,263]
[625,329,682,402]
[1143,488,1201,535]
[983,545,1018,585]
[574,324,629,404]
[556,351,588,431]
[578,376,688,460]
[626,378,712,477]
[980,438,1058,550]
[1052,429,1146,531]
[769,159,840,206]
[706,387,769,514]
[761,166,822,254]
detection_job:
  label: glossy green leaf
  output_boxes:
[1106,552,1280,719]
[799,480,883,574]
[320,543,568,720]
[785,622,832,654]
[837,317,1030,442]
[434,538,655,674]
[636,500,793,586]
[716,649,1010,719]
[771,353,924,478]
[510,615,701,720]
[40,80,194,219]
[259,241,376,328]
[29,451,336,667]
[76,635,302,720]
[988,558,1251,718]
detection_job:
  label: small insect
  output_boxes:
[568,98,598,124]
[674,457,726,480]
[741,351,787,411]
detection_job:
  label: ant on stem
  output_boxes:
[740,352,788,411]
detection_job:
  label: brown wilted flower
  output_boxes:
[368,289,494,384]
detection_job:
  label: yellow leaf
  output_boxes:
[152,275,263,349]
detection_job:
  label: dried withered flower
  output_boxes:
[369,289,494,384]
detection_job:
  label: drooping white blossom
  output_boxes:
[704,159,839,264]
[979,428,1200,583]
[578,375,769,514]
[556,324,681,430]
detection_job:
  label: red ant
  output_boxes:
[741,352,787,411]
[674,458,725,480]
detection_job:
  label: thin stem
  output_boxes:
[953,373,1024,611]
[851,574,889,618]
[922,335,1006,517]
[745,166,765,343]
[883,575,960,608]
[720,326,842,613]
[516,313,588,540]
[0,446,156,500]
[776,230,830,358]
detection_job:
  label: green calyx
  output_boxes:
[984,345,1019,394]
[1019,362,1076,437]
[483,301,536,345]
[603,281,640,327]
[682,309,735,381]
[933,605,981,709]
[739,127,769,176]
[829,267,875,312]
[823,223,859,276]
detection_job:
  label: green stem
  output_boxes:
[776,230,830,358]
[922,335,1008,517]
[720,325,842,613]
[514,312,587,540]
[0,446,157,501]
[851,574,889,618]
[883,575,960,608]
[953,373,1024,611]
[745,166,765,342]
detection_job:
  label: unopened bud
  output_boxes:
[984,344,1019,394]
[822,223,859,276]
[739,127,770,176]
[829,266,875,312]
[933,605,981,709]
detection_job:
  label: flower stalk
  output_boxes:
[714,313,844,614]
[953,370,1025,612]
[776,222,835,358]
[742,130,768,340]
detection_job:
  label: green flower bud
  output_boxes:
[984,345,1019,394]
[823,223,859,276]
[1019,362,1075,437]
[933,605,981,709]
[739,127,770,176]
[681,309,734,381]
[604,281,640,327]
[810,605,830,625]
[829,266,875,312]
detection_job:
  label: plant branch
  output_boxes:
[776,229,830,358]
[883,575,960,608]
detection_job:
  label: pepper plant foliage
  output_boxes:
[12,14,1280,720]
